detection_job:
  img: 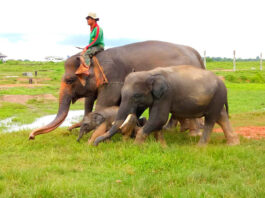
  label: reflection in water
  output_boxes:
[0,110,84,133]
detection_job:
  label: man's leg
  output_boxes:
[83,48,92,66]
[84,46,104,64]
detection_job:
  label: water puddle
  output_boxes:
[0,110,84,133]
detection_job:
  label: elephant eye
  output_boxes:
[65,77,77,84]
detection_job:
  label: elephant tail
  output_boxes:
[225,101,229,116]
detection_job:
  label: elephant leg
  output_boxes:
[69,122,83,131]
[179,118,189,132]
[95,83,123,111]
[68,95,96,131]
[216,108,240,145]
[188,118,202,137]
[120,115,138,141]
[154,131,167,147]
[198,116,215,145]
[163,115,178,130]
[135,103,170,144]
[88,122,107,145]
[134,128,149,144]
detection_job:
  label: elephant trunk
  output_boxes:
[93,113,136,146]
[29,82,72,140]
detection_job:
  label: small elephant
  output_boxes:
[164,116,203,136]
[95,65,239,146]
[78,106,146,144]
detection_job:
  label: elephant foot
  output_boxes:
[227,135,240,146]
[134,129,148,144]
[29,133,35,140]
[122,135,131,142]
[154,131,167,148]
[189,129,202,137]
[197,137,208,146]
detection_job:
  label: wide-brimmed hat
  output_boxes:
[86,12,99,21]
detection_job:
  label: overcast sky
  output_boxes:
[0,0,264,60]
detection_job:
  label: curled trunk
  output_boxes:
[29,82,72,140]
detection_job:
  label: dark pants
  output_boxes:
[83,46,104,66]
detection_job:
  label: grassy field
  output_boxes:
[0,60,265,197]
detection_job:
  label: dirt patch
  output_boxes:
[0,84,49,89]
[0,94,57,104]
[214,126,265,139]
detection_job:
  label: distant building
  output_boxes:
[0,52,7,62]
[45,56,64,62]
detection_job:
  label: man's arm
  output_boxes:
[84,26,100,51]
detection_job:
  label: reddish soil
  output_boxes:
[0,94,57,104]
[214,126,265,139]
[0,84,48,89]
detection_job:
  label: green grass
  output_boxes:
[0,129,265,197]
[0,60,265,197]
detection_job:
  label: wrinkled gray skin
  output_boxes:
[29,41,205,139]
[94,65,240,146]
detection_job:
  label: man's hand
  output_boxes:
[83,48,87,53]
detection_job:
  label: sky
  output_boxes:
[0,0,264,60]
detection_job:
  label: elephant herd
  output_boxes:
[29,40,239,146]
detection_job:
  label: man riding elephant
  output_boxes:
[79,12,104,76]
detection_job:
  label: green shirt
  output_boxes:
[86,24,104,49]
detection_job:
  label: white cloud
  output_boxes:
[1,0,265,60]
[0,34,80,60]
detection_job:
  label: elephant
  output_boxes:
[77,106,144,144]
[29,40,205,140]
[94,65,240,146]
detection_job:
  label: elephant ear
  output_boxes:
[92,113,105,126]
[75,56,89,86]
[146,74,168,99]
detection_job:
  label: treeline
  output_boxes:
[206,56,263,62]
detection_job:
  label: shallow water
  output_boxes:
[0,110,84,133]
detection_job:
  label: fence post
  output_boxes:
[259,52,262,70]
[233,50,236,71]
[204,50,206,69]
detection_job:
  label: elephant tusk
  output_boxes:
[119,114,134,130]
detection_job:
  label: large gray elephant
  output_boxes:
[29,41,205,140]
[94,65,240,146]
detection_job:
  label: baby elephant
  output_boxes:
[94,65,240,146]
[78,106,144,144]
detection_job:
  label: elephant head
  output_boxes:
[77,112,105,142]
[29,54,97,140]
[94,72,168,145]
